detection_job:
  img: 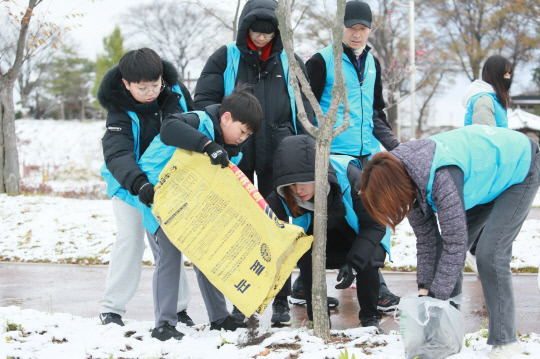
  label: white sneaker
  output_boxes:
[465,251,479,275]
[489,343,521,359]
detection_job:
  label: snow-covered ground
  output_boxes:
[1,119,539,358]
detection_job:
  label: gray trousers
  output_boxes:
[149,228,230,326]
[100,197,190,320]
[438,144,540,346]
[193,265,231,323]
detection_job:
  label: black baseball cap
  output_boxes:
[344,1,372,29]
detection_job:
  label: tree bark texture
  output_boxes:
[277,0,349,340]
[0,0,40,194]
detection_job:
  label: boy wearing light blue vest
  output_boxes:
[123,86,263,339]
[306,0,401,313]
[98,48,195,332]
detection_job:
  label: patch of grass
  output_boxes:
[52,336,68,343]
[267,343,301,351]
[124,330,136,338]
[338,348,356,359]
[25,230,32,243]
[6,321,22,332]
[513,267,538,274]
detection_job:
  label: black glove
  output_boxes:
[335,262,356,289]
[138,182,154,208]
[203,141,229,168]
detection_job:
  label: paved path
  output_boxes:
[1,263,538,333]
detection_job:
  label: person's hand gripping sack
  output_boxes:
[138,181,154,208]
[335,262,356,289]
[203,141,229,168]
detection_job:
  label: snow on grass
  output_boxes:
[2,306,539,359]
[0,194,154,265]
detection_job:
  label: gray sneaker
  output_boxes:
[360,316,384,334]
[271,297,291,325]
[99,312,124,326]
[177,310,195,327]
[231,305,246,322]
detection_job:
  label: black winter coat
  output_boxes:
[194,0,315,174]
[306,44,399,152]
[99,61,194,195]
[265,135,387,271]
[160,104,242,159]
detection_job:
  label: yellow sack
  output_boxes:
[152,149,313,317]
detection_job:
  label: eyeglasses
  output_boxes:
[137,82,165,96]
[249,30,275,41]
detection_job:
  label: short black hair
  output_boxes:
[219,84,263,133]
[118,48,163,83]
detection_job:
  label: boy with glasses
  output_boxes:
[99,48,195,332]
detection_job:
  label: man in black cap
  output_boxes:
[304,0,401,330]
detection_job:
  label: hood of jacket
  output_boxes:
[462,79,495,108]
[97,60,180,112]
[236,0,283,55]
[272,135,344,217]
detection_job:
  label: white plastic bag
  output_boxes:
[398,295,464,359]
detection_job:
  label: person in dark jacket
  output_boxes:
[99,48,195,338]
[194,0,316,325]
[122,85,263,335]
[266,135,389,332]
[360,125,540,358]
[306,0,400,313]
[194,0,315,198]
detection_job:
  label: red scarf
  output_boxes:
[246,35,273,61]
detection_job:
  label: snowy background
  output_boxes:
[1,119,539,358]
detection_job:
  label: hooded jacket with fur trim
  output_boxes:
[99,60,194,195]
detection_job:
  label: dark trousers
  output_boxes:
[297,244,380,321]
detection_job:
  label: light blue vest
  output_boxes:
[464,92,508,127]
[426,125,531,211]
[318,45,380,156]
[124,111,243,233]
[100,84,188,200]
[280,155,391,258]
[224,42,298,134]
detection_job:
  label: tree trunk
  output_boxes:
[81,97,86,121]
[0,0,40,194]
[312,131,332,339]
[277,0,349,340]
[59,99,65,120]
[0,82,22,194]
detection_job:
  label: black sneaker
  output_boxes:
[231,305,246,322]
[99,312,124,326]
[177,310,195,327]
[210,315,247,331]
[271,297,291,325]
[151,323,184,341]
[290,277,339,308]
[377,292,400,313]
[360,316,384,334]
